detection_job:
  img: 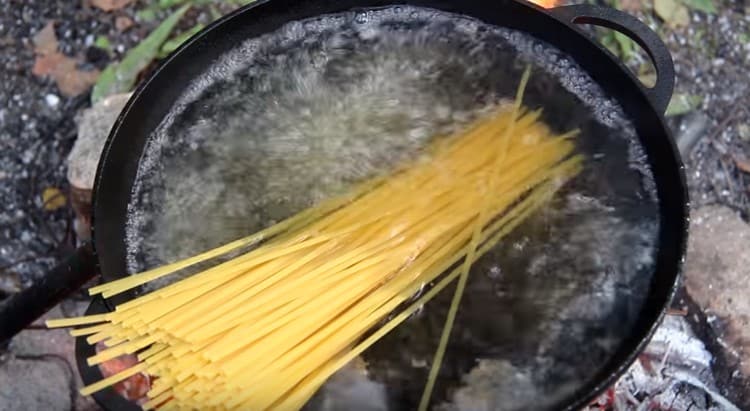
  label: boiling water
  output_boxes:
[125,6,659,410]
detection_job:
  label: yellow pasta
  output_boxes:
[48,70,583,410]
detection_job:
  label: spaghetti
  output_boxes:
[49,70,583,410]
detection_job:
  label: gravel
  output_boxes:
[0,1,261,284]
[0,0,144,285]
[663,2,750,214]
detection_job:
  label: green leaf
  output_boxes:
[654,0,678,20]
[692,28,705,43]
[91,5,189,103]
[637,62,657,87]
[94,35,112,51]
[665,93,703,116]
[681,0,716,14]
[136,8,158,22]
[613,31,635,62]
[600,31,618,55]
[209,4,223,20]
[158,24,205,59]
[654,0,690,27]
[598,29,637,63]
[638,72,657,88]
[158,0,187,8]
[672,5,690,26]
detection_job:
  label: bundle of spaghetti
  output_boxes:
[49,89,583,410]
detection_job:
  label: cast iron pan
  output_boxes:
[0,0,687,409]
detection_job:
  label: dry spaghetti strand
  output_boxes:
[49,72,583,411]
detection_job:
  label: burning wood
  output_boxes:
[527,0,560,8]
[95,342,151,404]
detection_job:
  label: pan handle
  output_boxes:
[0,243,98,344]
[548,4,675,114]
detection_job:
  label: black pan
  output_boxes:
[0,0,687,409]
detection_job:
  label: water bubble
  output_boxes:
[493,282,509,297]
[487,265,503,280]
[124,10,661,409]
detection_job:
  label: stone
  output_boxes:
[685,205,750,376]
[0,272,21,295]
[67,92,131,190]
[67,92,131,240]
[738,123,750,142]
[1,305,100,411]
[44,93,60,107]
[0,357,71,411]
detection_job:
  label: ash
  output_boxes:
[587,315,740,411]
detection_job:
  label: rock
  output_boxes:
[739,123,750,142]
[685,205,750,376]
[5,304,100,411]
[67,92,131,190]
[45,93,60,107]
[67,92,131,240]
[0,357,72,411]
[0,272,21,296]
[10,307,76,358]
[676,111,710,157]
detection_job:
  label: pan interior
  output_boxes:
[124,6,659,411]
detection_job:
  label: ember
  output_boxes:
[527,0,559,9]
[95,342,151,404]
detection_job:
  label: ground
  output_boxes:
[1,0,749,410]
